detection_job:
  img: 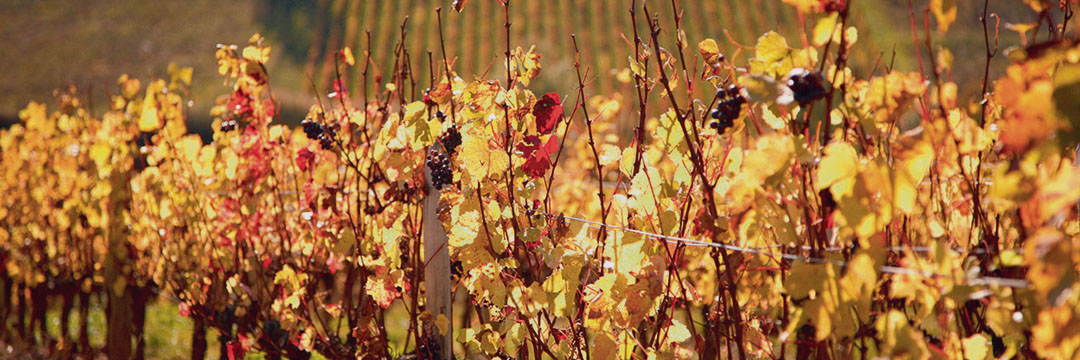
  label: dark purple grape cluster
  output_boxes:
[417,334,443,360]
[438,125,462,157]
[709,84,746,135]
[786,68,827,104]
[220,118,237,132]
[426,149,453,190]
[301,118,336,150]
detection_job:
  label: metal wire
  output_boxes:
[542,212,1031,289]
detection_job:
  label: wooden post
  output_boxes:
[104,165,133,359]
[422,161,452,359]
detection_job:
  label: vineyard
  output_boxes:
[3,0,1080,359]
[293,0,806,96]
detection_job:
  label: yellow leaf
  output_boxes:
[813,13,839,46]
[502,322,525,354]
[89,143,111,170]
[893,134,934,214]
[268,125,283,141]
[875,310,930,358]
[402,101,436,149]
[461,133,496,182]
[167,63,193,86]
[284,293,300,309]
[615,233,647,274]
[435,314,449,336]
[839,26,858,48]
[616,68,632,84]
[274,265,296,285]
[178,135,201,161]
[1005,22,1039,45]
[628,56,646,77]
[755,31,790,65]
[963,334,990,360]
[928,218,946,238]
[222,148,239,180]
[667,319,692,343]
[937,48,954,75]
[598,144,621,167]
[299,327,314,351]
[743,133,795,183]
[447,196,481,247]
[480,327,500,354]
[698,39,722,64]
[1034,166,1080,222]
[139,96,161,132]
[816,142,858,191]
[194,145,217,178]
[341,47,355,66]
[619,146,638,177]
[655,109,684,151]
[242,45,270,63]
[931,0,957,33]
[760,104,787,130]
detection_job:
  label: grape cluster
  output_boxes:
[263,318,289,349]
[786,68,827,104]
[426,149,453,190]
[417,334,443,360]
[220,118,237,132]
[708,84,746,135]
[438,124,462,157]
[301,118,336,150]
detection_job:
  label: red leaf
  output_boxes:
[296,148,315,172]
[226,88,253,119]
[238,333,253,353]
[327,253,343,275]
[516,135,543,158]
[178,302,191,318]
[239,126,270,185]
[302,178,317,208]
[541,133,559,154]
[520,135,559,178]
[333,79,350,99]
[226,340,245,360]
[533,92,563,135]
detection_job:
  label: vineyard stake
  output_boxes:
[422,162,452,359]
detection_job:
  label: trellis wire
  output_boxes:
[541,212,1032,289]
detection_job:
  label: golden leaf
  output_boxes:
[698,38,722,64]
[813,13,840,47]
[667,319,692,343]
[816,142,858,191]
[598,144,621,167]
[963,334,990,360]
[930,0,957,33]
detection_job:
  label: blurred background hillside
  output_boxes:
[0,0,1059,137]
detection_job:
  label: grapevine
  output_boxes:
[2,1,1080,360]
